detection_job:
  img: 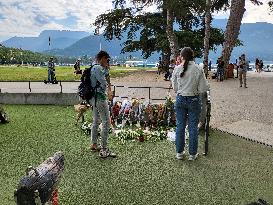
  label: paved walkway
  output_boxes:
[1,70,273,146]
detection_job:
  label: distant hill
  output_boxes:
[1,30,90,52]
[210,20,273,62]
[47,19,273,62]
[2,20,273,62]
[46,35,141,58]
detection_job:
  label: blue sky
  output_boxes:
[0,0,272,42]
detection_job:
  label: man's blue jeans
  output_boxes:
[175,95,201,155]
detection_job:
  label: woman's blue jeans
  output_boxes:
[175,95,201,155]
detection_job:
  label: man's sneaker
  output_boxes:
[176,151,185,160]
[188,153,199,161]
[240,85,242,87]
[99,148,117,158]
[90,143,101,152]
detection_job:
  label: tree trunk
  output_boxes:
[203,0,212,79]
[166,8,179,59]
[221,0,246,77]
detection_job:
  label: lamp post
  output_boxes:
[20,52,23,65]
[95,27,101,51]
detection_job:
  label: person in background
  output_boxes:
[208,60,212,71]
[157,57,163,75]
[255,58,260,73]
[176,55,182,66]
[90,50,116,158]
[234,59,238,78]
[171,47,209,161]
[239,54,248,88]
[216,57,224,82]
[74,58,82,75]
[47,57,55,83]
[168,59,176,80]
[260,59,263,73]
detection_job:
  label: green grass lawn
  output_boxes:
[0,65,154,81]
[0,105,273,205]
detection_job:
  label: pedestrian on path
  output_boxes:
[216,57,224,82]
[171,47,209,161]
[239,54,248,88]
[168,59,175,81]
[255,58,260,73]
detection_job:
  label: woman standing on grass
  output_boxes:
[171,47,209,161]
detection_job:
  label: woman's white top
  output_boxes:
[171,61,209,96]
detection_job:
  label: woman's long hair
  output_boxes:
[180,47,194,78]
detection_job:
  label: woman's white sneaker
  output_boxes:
[188,153,199,161]
[176,151,185,160]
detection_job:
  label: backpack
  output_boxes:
[78,66,100,102]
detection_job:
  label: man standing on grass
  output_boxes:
[47,57,55,83]
[74,58,82,75]
[90,50,116,158]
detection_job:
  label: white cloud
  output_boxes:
[0,0,272,41]
[213,10,229,19]
[214,0,273,23]
[0,0,113,39]
[243,0,273,24]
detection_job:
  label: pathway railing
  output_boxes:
[0,81,173,101]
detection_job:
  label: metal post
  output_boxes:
[29,81,31,92]
[60,81,62,93]
[204,90,211,156]
[148,87,151,103]
[113,85,116,97]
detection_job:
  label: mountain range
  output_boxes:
[1,19,273,62]
[2,30,89,52]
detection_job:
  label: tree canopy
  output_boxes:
[0,45,54,65]
[94,0,226,60]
